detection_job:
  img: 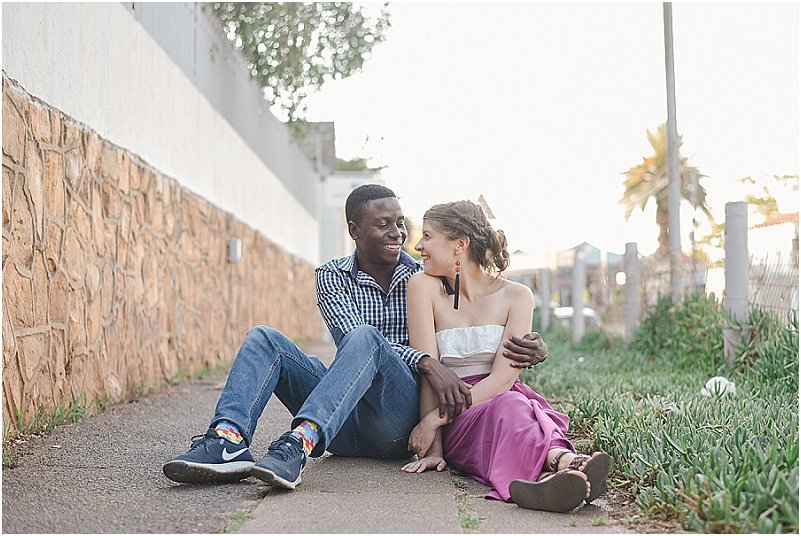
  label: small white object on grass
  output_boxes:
[700,376,737,397]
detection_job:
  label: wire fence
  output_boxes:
[633,253,799,321]
[749,252,799,319]
[639,257,707,308]
[525,249,799,336]
[633,252,799,321]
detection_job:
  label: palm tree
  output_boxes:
[620,124,715,257]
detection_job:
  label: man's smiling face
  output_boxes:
[349,197,407,270]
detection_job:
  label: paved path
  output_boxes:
[3,341,631,533]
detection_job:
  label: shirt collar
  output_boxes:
[335,250,420,280]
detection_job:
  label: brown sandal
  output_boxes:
[509,470,587,513]
[549,450,613,504]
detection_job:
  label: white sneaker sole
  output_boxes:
[249,465,302,489]
[163,460,254,484]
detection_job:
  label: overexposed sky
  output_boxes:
[304,2,799,263]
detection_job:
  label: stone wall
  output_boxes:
[2,77,318,433]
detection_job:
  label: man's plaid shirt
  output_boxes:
[315,250,427,372]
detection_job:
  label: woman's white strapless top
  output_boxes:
[435,325,504,378]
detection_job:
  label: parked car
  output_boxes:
[553,306,601,329]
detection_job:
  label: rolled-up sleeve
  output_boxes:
[390,343,428,372]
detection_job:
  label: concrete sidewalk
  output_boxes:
[2,341,630,534]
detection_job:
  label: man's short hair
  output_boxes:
[345,184,397,224]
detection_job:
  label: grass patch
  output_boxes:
[451,473,482,533]
[2,442,21,468]
[456,497,481,532]
[222,510,251,533]
[254,482,273,499]
[591,516,606,526]
[524,299,798,533]
[11,395,92,438]
[3,396,94,468]
[169,360,233,385]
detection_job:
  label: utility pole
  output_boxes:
[663,2,683,302]
[690,168,699,291]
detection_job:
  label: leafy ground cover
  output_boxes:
[524,294,799,533]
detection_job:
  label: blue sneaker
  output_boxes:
[163,430,255,484]
[250,431,307,489]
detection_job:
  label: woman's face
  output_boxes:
[415,220,456,276]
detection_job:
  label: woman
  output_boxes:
[401,200,612,513]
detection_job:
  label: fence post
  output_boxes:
[539,267,551,332]
[724,202,749,367]
[572,247,586,343]
[624,242,641,343]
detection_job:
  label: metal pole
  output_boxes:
[572,247,586,343]
[539,267,551,332]
[724,202,748,367]
[624,242,641,343]
[690,169,699,292]
[663,2,683,302]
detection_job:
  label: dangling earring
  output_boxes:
[453,259,461,310]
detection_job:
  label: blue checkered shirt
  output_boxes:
[315,250,427,372]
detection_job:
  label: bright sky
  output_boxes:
[304,2,799,264]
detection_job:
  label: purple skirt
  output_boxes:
[441,374,575,502]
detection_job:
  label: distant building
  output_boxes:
[750,211,799,263]
[747,212,799,316]
[506,243,624,308]
[549,243,623,308]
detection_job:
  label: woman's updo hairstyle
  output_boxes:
[423,200,510,275]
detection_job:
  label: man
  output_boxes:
[163,184,547,489]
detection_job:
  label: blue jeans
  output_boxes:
[211,325,420,459]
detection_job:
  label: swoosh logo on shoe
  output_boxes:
[222,447,248,461]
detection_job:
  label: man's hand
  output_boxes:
[417,356,472,420]
[503,332,548,369]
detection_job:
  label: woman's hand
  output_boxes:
[407,410,444,458]
[407,417,438,458]
[401,455,447,473]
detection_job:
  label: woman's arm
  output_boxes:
[464,282,535,404]
[407,273,440,373]
[406,274,446,460]
[409,273,473,420]
[401,374,448,473]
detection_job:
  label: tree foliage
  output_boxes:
[739,174,799,221]
[337,157,384,173]
[698,174,799,263]
[210,2,390,124]
[620,124,715,256]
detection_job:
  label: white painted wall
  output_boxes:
[2,2,319,264]
[320,172,382,263]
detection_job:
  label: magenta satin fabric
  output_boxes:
[441,374,575,501]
